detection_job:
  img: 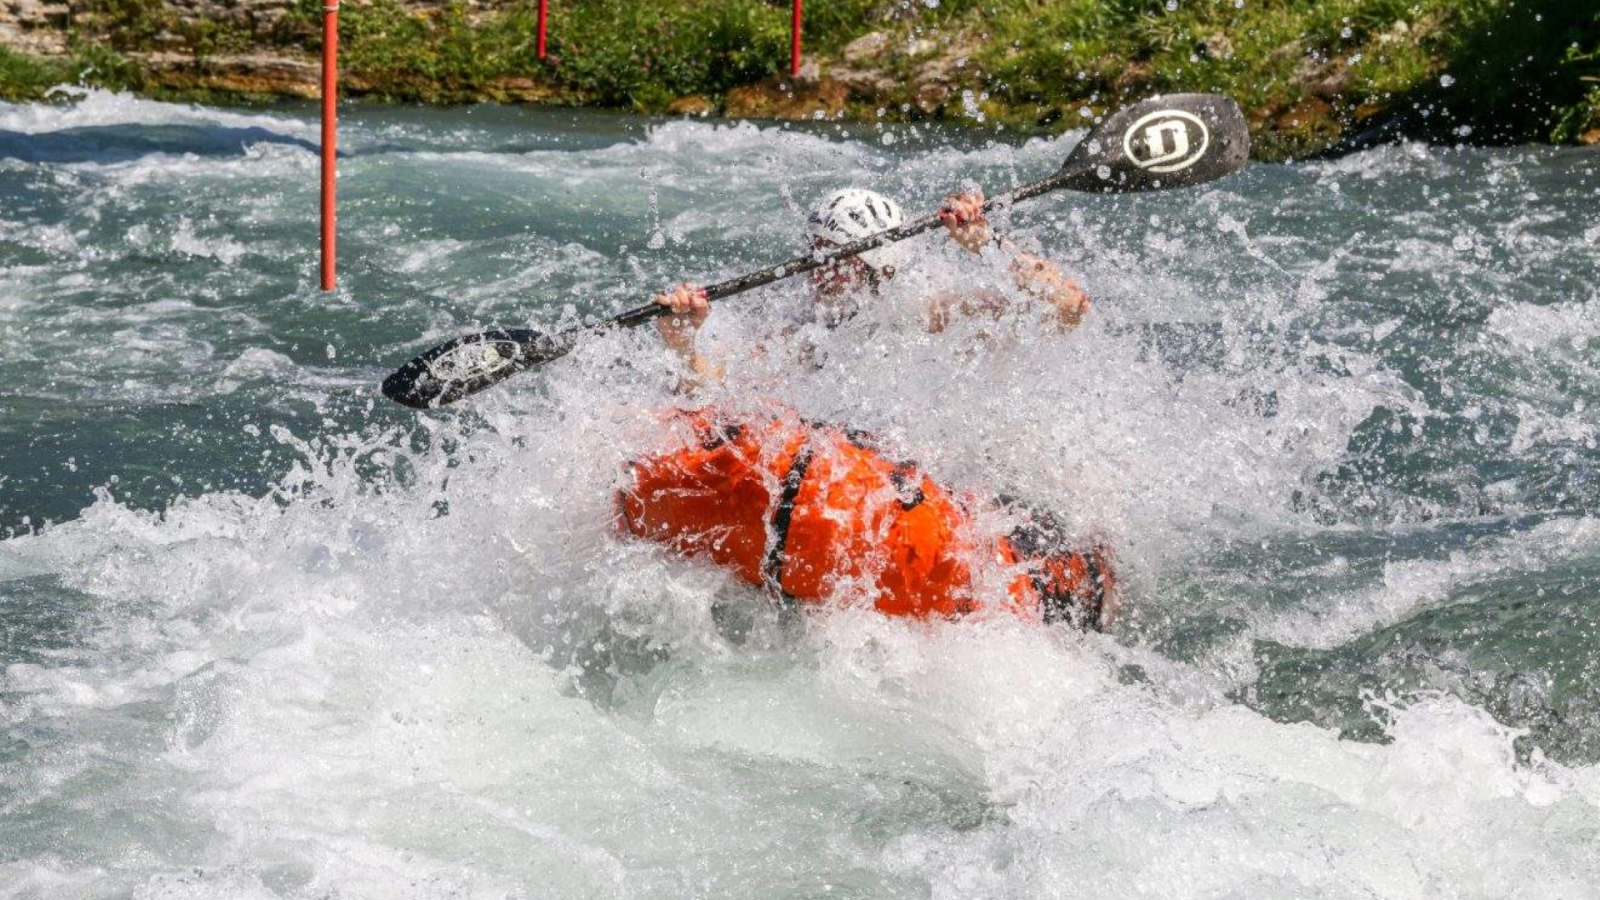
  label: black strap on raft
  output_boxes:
[1030,557,1105,631]
[697,421,744,451]
[841,427,878,450]
[760,424,924,599]
[840,427,924,512]
[888,463,925,511]
[763,443,814,595]
[1002,498,1107,632]
[1078,552,1107,632]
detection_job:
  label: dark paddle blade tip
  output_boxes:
[381,328,551,409]
[1060,93,1250,194]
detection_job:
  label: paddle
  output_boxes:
[382,92,1249,408]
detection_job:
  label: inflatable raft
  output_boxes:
[617,407,1113,629]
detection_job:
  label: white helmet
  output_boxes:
[807,188,904,245]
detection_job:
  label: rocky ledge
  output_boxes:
[3,0,1596,158]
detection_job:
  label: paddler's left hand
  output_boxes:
[653,282,724,392]
[938,190,993,254]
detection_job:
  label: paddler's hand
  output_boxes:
[653,282,724,392]
[1011,253,1090,329]
[938,190,993,254]
[654,282,709,352]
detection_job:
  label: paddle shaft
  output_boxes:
[609,169,1076,330]
[381,92,1250,408]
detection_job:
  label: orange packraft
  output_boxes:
[617,408,1113,629]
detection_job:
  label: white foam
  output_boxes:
[1308,139,1449,181]
[1255,516,1600,649]
[169,216,249,264]
[1,375,1592,897]
[0,87,311,139]
[1487,300,1600,356]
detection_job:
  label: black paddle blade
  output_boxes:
[380,328,574,408]
[1057,93,1249,193]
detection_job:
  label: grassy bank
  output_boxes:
[2,0,1596,157]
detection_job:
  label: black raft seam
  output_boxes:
[1081,551,1106,632]
[763,443,814,597]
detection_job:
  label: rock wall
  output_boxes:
[3,0,342,96]
[0,0,310,56]
[0,0,72,54]
[0,0,526,96]
[0,0,503,47]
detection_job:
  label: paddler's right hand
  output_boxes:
[654,282,709,352]
[938,190,994,254]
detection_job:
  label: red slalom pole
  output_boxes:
[790,0,802,77]
[536,0,548,59]
[320,0,339,292]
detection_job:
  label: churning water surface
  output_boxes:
[0,89,1597,899]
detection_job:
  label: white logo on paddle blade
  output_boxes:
[1123,109,1210,173]
[428,341,517,383]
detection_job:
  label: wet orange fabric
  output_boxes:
[615,413,805,588]
[617,407,1107,623]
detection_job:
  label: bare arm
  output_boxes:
[653,282,725,394]
[1008,250,1090,329]
[935,190,1091,331]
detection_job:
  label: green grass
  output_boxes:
[967,0,1597,153]
[0,46,73,101]
[278,0,885,106]
[0,41,153,101]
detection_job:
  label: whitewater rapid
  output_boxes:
[1,90,1597,899]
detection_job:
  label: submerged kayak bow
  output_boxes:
[382,92,1250,409]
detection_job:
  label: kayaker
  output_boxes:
[652,187,1092,388]
[623,188,1115,630]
